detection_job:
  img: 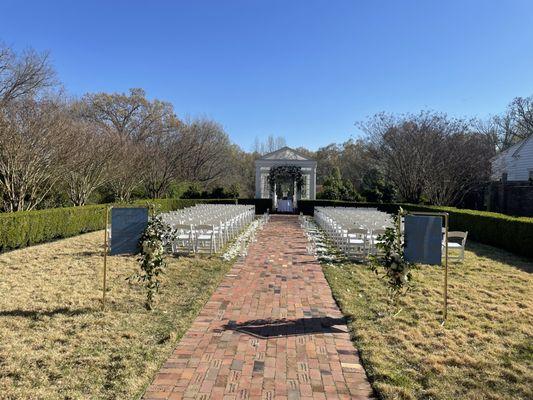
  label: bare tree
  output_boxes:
[0,44,55,106]
[142,119,184,198]
[506,96,533,140]
[360,111,493,205]
[176,118,232,184]
[80,89,178,201]
[315,144,342,185]
[338,139,372,191]
[81,88,174,143]
[253,134,287,154]
[0,99,70,211]
[108,140,146,202]
[217,145,257,197]
[484,96,533,151]
[423,131,494,205]
[62,114,115,206]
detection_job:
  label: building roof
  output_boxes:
[511,135,533,157]
[259,146,314,161]
[491,136,532,162]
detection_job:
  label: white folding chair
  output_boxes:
[445,231,468,262]
[171,224,194,254]
[195,224,217,254]
[345,228,368,259]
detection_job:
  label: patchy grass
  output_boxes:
[323,242,533,400]
[0,231,232,400]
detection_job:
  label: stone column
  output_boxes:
[293,179,298,208]
[310,166,317,200]
[255,165,262,198]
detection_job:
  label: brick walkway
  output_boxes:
[144,215,373,400]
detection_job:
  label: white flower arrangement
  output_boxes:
[221,217,264,261]
[301,216,339,262]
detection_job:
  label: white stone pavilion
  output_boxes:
[255,147,317,212]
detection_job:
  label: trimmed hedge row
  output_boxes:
[0,198,271,253]
[298,199,533,259]
[0,205,107,252]
[404,204,533,259]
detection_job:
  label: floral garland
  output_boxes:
[369,207,415,306]
[267,165,304,191]
[129,215,172,310]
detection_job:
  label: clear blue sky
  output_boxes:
[2,0,533,151]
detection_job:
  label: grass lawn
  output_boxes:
[0,231,232,400]
[323,242,533,400]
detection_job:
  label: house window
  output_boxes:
[502,173,508,182]
[529,170,533,181]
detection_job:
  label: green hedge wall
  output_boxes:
[0,198,270,253]
[403,204,533,259]
[298,200,533,259]
[0,205,107,253]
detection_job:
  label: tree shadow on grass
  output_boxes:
[223,316,348,339]
[0,307,94,320]
[466,241,533,273]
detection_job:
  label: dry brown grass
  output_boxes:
[323,242,533,400]
[0,231,232,400]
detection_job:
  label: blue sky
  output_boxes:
[2,0,533,151]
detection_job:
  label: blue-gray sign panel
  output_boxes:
[404,215,442,265]
[110,208,148,255]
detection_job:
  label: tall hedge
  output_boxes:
[0,198,270,253]
[298,199,533,259]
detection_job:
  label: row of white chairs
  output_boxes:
[315,207,469,262]
[160,205,255,254]
[314,207,393,259]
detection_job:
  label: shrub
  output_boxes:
[181,183,202,199]
[319,167,364,201]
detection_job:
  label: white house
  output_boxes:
[491,136,533,181]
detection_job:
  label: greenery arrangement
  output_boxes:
[129,216,171,310]
[369,208,415,306]
[267,165,304,192]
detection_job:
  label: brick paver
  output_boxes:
[144,215,373,400]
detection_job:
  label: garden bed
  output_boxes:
[0,231,232,399]
[323,242,533,400]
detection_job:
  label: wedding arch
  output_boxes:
[254,147,317,212]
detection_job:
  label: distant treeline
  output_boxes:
[1,43,531,212]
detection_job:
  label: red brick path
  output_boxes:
[143,215,373,400]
